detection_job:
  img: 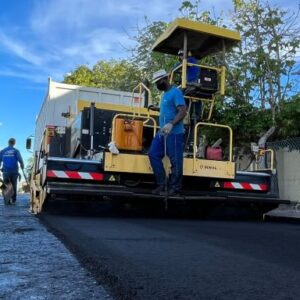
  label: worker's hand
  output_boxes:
[147,104,160,112]
[18,173,21,182]
[161,123,173,136]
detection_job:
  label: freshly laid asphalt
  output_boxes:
[40,202,300,300]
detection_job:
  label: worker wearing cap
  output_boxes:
[0,138,24,204]
[177,49,200,83]
[148,69,186,196]
[176,49,201,122]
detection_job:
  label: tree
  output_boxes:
[179,0,224,25]
[92,60,143,91]
[64,65,94,87]
[62,0,300,142]
[276,94,300,138]
[230,0,300,123]
[130,18,175,81]
[63,60,143,92]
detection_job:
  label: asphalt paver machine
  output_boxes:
[29,18,287,214]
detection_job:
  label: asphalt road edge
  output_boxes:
[39,214,137,300]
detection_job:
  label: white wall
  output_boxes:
[275,148,300,202]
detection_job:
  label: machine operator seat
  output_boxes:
[183,67,219,99]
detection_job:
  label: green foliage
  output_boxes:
[212,93,300,145]
[63,60,143,92]
[92,60,143,91]
[230,0,300,123]
[64,65,94,87]
[130,18,176,80]
[62,0,299,143]
[276,94,300,138]
[212,102,273,146]
[179,0,224,25]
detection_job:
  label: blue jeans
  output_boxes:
[148,133,184,191]
[3,172,19,202]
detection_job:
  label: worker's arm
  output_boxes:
[170,88,187,125]
[148,104,160,112]
[170,105,186,125]
[16,150,24,170]
[161,105,187,135]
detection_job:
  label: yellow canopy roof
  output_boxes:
[152,18,241,59]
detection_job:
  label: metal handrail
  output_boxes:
[254,149,275,172]
[169,62,224,91]
[169,62,225,121]
[193,122,233,172]
[131,82,152,117]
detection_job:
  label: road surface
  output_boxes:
[41,202,300,300]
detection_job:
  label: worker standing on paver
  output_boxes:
[0,138,24,204]
[148,69,186,196]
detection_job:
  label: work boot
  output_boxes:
[160,188,180,196]
[152,186,165,195]
[4,198,11,205]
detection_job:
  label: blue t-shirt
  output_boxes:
[173,56,200,83]
[0,146,24,173]
[159,86,185,134]
[187,56,200,83]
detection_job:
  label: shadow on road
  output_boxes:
[41,197,270,221]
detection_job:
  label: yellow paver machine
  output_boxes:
[28,19,287,214]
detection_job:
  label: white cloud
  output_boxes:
[61,28,134,62]
[0,0,232,85]
[0,31,44,66]
[0,68,47,83]
[0,29,61,68]
[0,26,134,83]
[0,1,149,84]
[0,0,298,85]
[30,0,179,33]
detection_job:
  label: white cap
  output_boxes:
[178,49,184,55]
[152,69,168,83]
[178,49,192,56]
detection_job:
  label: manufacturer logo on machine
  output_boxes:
[199,164,218,171]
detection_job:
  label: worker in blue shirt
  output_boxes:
[0,138,24,204]
[148,69,186,196]
[175,50,201,122]
[176,49,199,82]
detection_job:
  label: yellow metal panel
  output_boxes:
[104,152,153,174]
[183,158,235,179]
[77,100,159,116]
[152,18,241,55]
[105,152,235,179]
[176,18,240,40]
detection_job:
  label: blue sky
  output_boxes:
[0,0,299,165]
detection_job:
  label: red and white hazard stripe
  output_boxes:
[223,182,268,191]
[47,170,104,181]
